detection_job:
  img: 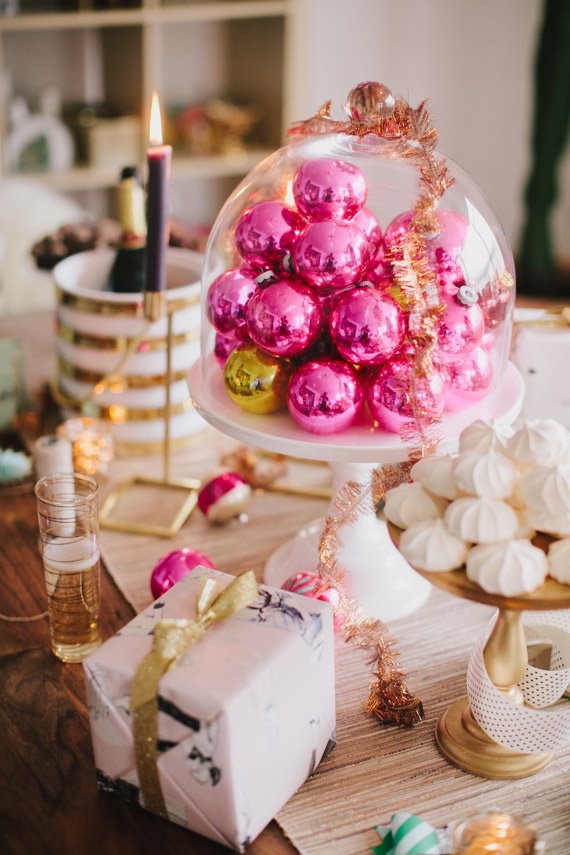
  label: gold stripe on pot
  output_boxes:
[115,430,208,456]
[57,358,188,388]
[56,287,200,316]
[57,323,199,351]
[52,380,192,422]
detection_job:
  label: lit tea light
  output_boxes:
[451,812,538,855]
[56,417,114,477]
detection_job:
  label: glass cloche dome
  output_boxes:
[197,83,515,440]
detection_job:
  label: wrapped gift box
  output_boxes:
[83,566,335,852]
[511,309,570,427]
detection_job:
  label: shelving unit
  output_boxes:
[0,0,295,223]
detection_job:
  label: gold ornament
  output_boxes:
[223,344,289,414]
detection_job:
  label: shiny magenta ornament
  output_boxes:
[287,358,364,434]
[441,346,493,411]
[207,267,258,338]
[245,277,323,357]
[367,352,445,433]
[363,252,392,288]
[384,209,468,261]
[214,332,240,365]
[351,206,383,253]
[198,470,252,523]
[293,220,369,291]
[436,292,485,363]
[235,200,304,268]
[281,572,342,631]
[150,548,216,599]
[329,286,405,365]
[292,157,367,222]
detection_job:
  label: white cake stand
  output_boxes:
[188,357,524,622]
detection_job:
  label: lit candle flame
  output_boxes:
[149,91,163,146]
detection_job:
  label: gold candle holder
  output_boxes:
[388,524,570,780]
[451,811,539,854]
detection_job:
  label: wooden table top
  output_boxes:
[0,313,293,855]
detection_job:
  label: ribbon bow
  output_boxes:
[373,812,440,855]
[130,569,259,818]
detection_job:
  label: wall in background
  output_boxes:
[286,0,569,266]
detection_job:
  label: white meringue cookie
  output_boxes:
[518,463,570,516]
[399,518,469,571]
[548,538,570,584]
[524,510,570,539]
[452,449,518,499]
[514,509,536,540]
[506,419,570,468]
[458,419,511,454]
[466,539,547,596]
[444,496,518,543]
[410,454,458,500]
[384,482,448,529]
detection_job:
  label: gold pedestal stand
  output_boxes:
[389,524,570,779]
[100,292,200,538]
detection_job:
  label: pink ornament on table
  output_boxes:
[150,548,216,599]
[329,285,405,365]
[207,267,258,338]
[367,352,445,433]
[214,332,240,365]
[350,206,382,253]
[436,292,485,362]
[441,346,493,411]
[293,220,369,291]
[281,572,342,631]
[287,358,364,434]
[235,201,304,270]
[245,278,323,357]
[198,470,252,523]
[292,157,367,222]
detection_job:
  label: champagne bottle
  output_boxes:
[106,166,147,293]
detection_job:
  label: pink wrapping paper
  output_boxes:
[83,566,335,852]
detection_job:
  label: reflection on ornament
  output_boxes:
[436,293,484,362]
[150,548,216,599]
[224,343,289,414]
[235,200,303,268]
[282,572,342,631]
[293,157,367,221]
[246,278,323,357]
[197,470,251,523]
[293,220,369,291]
[350,206,383,253]
[287,357,363,434]
[367,353,444,433]
[329,286,405,365]
[207,267,258,337]
[384,209,468,260]
[441,346,493,411]
[214,332,240,365]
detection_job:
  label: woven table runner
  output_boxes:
[99,427,570,855]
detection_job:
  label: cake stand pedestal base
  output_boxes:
[436,697,552,780]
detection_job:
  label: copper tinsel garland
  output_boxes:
[288,90,457,727]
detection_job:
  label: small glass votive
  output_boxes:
[56,417,114,477]
[451,812,537,854]
[34,473,102,663]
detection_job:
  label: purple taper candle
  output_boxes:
[145,92,172,295]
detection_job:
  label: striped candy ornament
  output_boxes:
[373,812,440,855]
[281,572,342,631]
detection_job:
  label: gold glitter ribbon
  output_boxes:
[130,569,259,818]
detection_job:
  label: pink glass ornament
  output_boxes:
[478,279,512,329]
[281,572,342,631]
[235,201,304,268]
[287,358,364,434]
[441,346,493,411]
[384,209,468,260]
[214,332,240,365]
[150,548,216,599]
[197,471,252,523]
[350,207,382,253]
[367,352,445,433]
[292,157,367,222]
[293,220,369,291]
[436,292,485,363]
[207,267,258,337]
[245,278,323,357]
[363,253,392,289]
[329,286,405,365]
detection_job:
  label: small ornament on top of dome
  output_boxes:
[344,81,396,123]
